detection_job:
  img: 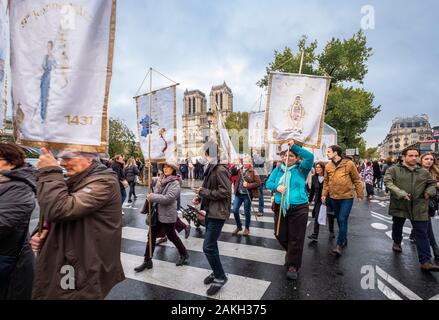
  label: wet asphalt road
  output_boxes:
[30,185,439,300]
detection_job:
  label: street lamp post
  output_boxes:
[205,110,214,142]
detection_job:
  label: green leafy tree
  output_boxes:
[108,117,138,158]
[224,112,249,153]
[258,31,380,150]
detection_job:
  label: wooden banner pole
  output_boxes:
[299,50,305,74]
[148,67,153,259]
[276,143,291,237]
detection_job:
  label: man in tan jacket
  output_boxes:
[322,145,364,256]
[30,148,125,299]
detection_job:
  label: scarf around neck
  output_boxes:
[279,163,296,217]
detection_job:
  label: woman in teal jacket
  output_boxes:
[266,142,314,281]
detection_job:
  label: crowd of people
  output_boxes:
[0,140,438,300]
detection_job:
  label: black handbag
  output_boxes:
[141,199,158,227]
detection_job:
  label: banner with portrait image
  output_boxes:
[0,0,8,131]
[248,111,265,148]
[265,72,331,148]
[136,85,177,161]
[10,0,116,152]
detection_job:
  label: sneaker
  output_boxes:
[184,224,191,239]
[232,227,242,235]
[134,259,153,272]
[206,277,228,296]
[176,254,189,266]
[203,273,215,285]
[307,233,318,242]
[128,199,132,203]
[286,266,298,280]
[392,243,402,253]
[257,212,264,217]
[242,228,250,236]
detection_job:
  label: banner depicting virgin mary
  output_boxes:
[10,0,116,152]
[135,85,177,161]
[265,72,331,148]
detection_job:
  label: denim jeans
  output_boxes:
[331,198,354,246]
[392,217,431,264]
[121,187,127,205]
[258,180,265,213]
[232,193,251,229]
[203,217,226,280]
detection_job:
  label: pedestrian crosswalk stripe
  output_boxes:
[122,227,286,266]
[121,252,271,300]
[228,213,274,224]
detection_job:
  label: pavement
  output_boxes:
[29,185,439,300]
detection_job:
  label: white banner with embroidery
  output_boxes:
[265,72,331,148]
[248,111,265,148]
[10,0,116,152]
[136,86,177,161]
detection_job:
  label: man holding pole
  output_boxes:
[265,140,314,280]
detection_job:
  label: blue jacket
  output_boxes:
[265,144,314,206]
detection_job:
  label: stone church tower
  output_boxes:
[209,81,233,119]
[182,89,208,158]
[182,82,234,159]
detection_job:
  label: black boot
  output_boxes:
[432,245,439,261]
[134,259,153,272]
[176,254,189,266]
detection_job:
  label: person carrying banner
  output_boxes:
[30,148,125,299]
[322,145,364,256]
[135,159,189,271]
[266,141,314,280]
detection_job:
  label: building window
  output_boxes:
[412,128,416,133]
[215,94,218,107]
[220,93,223,109]
[193,98,196,114]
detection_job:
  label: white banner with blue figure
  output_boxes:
[136,86,177,161]
[0,0,8,131]
[265,72,331,149]
[10,0,116,152]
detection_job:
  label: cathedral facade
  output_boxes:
[182,82,233,158]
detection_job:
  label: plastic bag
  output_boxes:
[318,204,327,225]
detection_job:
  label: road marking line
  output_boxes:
[371,214,392,224]
[371,211,392,220]
[121,252,271,300]
[377,279,403,300]
[429,293,439,300]
[376,266,422,300]
[122,226,286,266]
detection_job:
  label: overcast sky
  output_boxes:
[109,0,439,147]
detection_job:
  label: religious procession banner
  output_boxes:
[10,0,116,152]
[217,112,238,163]
[0,0,8,132]
[135,85,177,161]
[310,123,337,162]
[248,111,265,148]
[265,72,331,148]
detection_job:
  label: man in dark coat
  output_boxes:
[30,148,125,299]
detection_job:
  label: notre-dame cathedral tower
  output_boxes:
[182,82,233,158]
